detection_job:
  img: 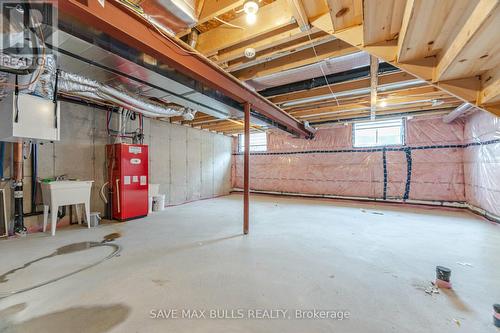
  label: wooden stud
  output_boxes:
[370,55,379,120]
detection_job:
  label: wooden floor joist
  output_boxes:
[177,0,499,134]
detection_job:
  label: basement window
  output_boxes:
[353,118,404,148]
[238,132,267,152]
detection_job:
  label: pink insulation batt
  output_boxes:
[233,113,500,218]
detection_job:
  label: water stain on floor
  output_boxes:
[0,233,122,284]
[0,304,130,333]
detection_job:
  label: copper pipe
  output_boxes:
[13,142,23,182]
[243,103,250,235]
[13,142,25,234]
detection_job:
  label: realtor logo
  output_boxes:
[0,1,57,73]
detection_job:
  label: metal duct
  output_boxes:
[0,72,8,100]
[156,0,197,27]
[59,71,196,120]
[443,103,477,123]
[124,0,197,33]
[247,52,370,90]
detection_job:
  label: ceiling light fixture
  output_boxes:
[379,100,387,107]
[244,1,259,25]
[244,47,256,58]
[243,1,259,15]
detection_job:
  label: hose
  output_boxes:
[100,182,109,204]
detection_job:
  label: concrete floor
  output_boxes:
[0,194,499,333]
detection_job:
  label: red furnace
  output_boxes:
[107,143,149,221]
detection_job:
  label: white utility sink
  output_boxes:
[41,180,94,236]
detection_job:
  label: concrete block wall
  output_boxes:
[1,101,232,234]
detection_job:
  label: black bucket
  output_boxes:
[436,266,451,282]
[494,304,500,328]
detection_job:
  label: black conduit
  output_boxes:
[382,148,388,200]
[403,148,412,200]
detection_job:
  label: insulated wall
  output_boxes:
[233,115,466,202]
[1,101,232,234]
[463,111,500,217]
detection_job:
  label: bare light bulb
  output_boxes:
[243,1,259,15]
[379,100,387,107]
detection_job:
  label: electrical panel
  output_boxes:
[0,93,60,142]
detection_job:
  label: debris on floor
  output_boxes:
[456,262,473,267]
[414,281,440,296]
[453,318,461,326]
[424,282,440,295]
[361,209,384,215]
[152,279,169,287]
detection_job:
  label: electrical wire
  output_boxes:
[291,1,340,107]
[0,10,47,88]
[214,17,245,29]
[0,42,46,88]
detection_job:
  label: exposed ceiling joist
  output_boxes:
[215,25,320,64]
[312,15,497,116]
[198,0,244,25]
[480,65,500,105]
[196,0,294,55]
[395,0,471,63]
[283,85,446,111]
[363,0,405,46]
[312,0,500,117]
[232,39,358,81]
[326,0,363,31]
[288,95,458,117]
[226,34,336,72]
[307,105,456,124]
[270,71,418,103]
[435,0,500,81]
[287,0,310,31]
